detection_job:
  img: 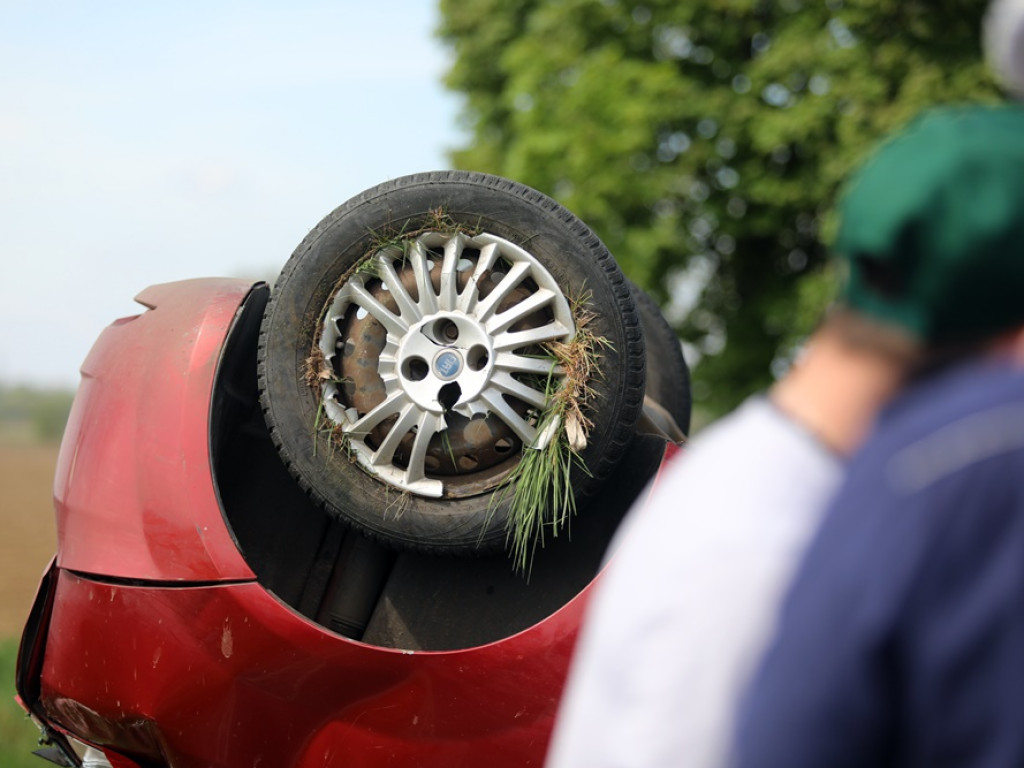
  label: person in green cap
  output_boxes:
[732,103,1024,767]
[548,102,1024,768]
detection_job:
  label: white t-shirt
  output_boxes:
[546,397,842,768]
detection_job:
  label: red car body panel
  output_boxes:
[20,278,675,767]
[40,570,587,767]
[52,279,255,582]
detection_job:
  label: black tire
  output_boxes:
[629,282,692,435]
[258,171,645,554]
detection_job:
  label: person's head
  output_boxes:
[834,103,1024,372]
[774,104,1024,454]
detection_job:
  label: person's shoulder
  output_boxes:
[651,395,841,519]
[863,360,1024,458]
[836,360,1024,515]
[689,396,830,461]
[885,360,1024,430]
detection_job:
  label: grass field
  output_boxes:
[0,444,58,636]
[0,443,61,765]
[0,638,42,767]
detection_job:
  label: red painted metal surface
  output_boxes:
[40,569,587,767]
[52,279,256,582]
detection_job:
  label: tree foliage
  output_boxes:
[438,0,1001,417]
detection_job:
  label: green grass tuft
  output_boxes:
[494,407,589,577]
[491,296,608,576]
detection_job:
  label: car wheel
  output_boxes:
[258,171,645,554]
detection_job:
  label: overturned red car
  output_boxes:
[16,172,688,767]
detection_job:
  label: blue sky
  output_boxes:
[0,1,463,387]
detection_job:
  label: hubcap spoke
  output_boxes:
[493,322,574,352]
[438,233,465,311]
[405,411,445,485]
[474,261,532,321]
[347,281,408,337]
[487,287,557,335]
[490,371,549,410]
[479,390,540,446]
[377,255,422,323]
[458,242,500,314]
[370,401,422,467]
[347,390,410,436]
[495,351,564,377]
[409,240,440,316]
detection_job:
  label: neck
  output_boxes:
[770,331,906,456]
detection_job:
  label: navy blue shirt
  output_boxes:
[734,361,1024,768]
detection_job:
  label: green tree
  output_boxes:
[439,0,1001,417]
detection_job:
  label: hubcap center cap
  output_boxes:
[395,311,496,414]
[433,349,463,380]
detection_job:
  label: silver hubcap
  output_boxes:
[318,230,575,498]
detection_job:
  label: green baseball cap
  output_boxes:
[837,104,1024,345]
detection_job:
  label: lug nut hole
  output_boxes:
[433,319,460,343]
[467,345,489,371]
[403,357,429,382]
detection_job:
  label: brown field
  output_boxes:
[0,444,58,637]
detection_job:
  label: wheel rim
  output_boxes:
[317,230,575,498]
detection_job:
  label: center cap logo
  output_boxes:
[434,350,463,380]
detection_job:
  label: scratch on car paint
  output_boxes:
[221,619,234,659]
[349,705,397,729]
